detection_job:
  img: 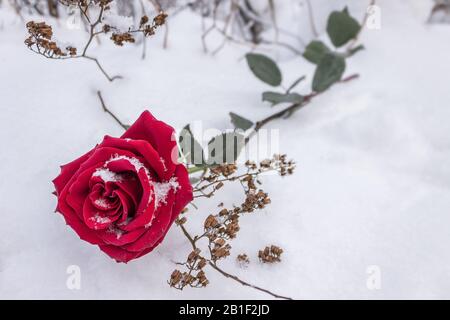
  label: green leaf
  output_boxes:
[262,91,304,106]
[246,53,282,86]
[229,112,254,131]
[312,53,346,92]
[207,132,245,165]
[326,7,361,48]
[179,125,205,166]
[286,75,306,93]
[303,41,331,64]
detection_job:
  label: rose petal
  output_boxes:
[53,149,95,196]
[82,199,118,230]
[122,189,176,252]
[121,111,178,179]
[100,136,169,181]
[171,164,194,222]
[98,244,143,263]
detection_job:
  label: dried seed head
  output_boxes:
[175,216,187,225]
[111,32,135,46]
[153,12,168,26]
[204,215,219,229]
[140,15,149,27]
[237,253,250,267]
[169,269,183,286]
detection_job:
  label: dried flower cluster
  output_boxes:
[24,0,167,81]
[109,12,167,46]
[258,245,283,264]
[193,155,295,200]
[25,21,77,58]
[169,248,209,290]
[169,155,294,299]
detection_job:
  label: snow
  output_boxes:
[90,214,111,225]
[94,198,110,209]
[1,0,450,299]
[93,168,123,182]
[106,154,148,175]
[107,225,124,240]
[153,177,180,209]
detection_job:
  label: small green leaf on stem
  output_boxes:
[246,53,282,87]
[229,112,254,131]
[262,92,304,106]
[348,44,365,57]
[312,52,346,92]
[326,7,361,48]
[286,75,306,93]
[303,41,331,64]
[207,132,245,165]
[179,125,205,167]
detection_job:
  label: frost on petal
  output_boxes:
[92,168,123,182]
[144,177,180,228]
[107,225,124,240]
[89,214,112,229]
[94,198,111,209]
[154,177,180,208]
[106,154,149,175]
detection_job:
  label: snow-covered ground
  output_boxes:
[1,0,450,299]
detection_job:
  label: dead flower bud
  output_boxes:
[66,46,77,56]
[169,269,183,286]
[175,216,187,226]
[241,189,270,212]
[153,12,168,26]
[140,15,149,27]
[169,255,209,290]
[197,258,207,269]
[26,21,53,40]
[210,163,237,177]
[258,245,283,263]
[211,242,231,261]
[187,248,201,263]
[237,254,250,266]
[102,24,111,33]
[215,238,226,247]
[204,215,219,229]
[25,21,72,58]
[196,270,209,287]
[260,159,271,168]
[245,160,257,170]
[111,32,135,46]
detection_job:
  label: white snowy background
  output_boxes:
[1,0,450,299]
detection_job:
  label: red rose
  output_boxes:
[53,111,193,263]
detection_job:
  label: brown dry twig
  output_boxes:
[198,0,303,56]
[24,0,167,81]
[251,73,360,135]
[96,90,130,130]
